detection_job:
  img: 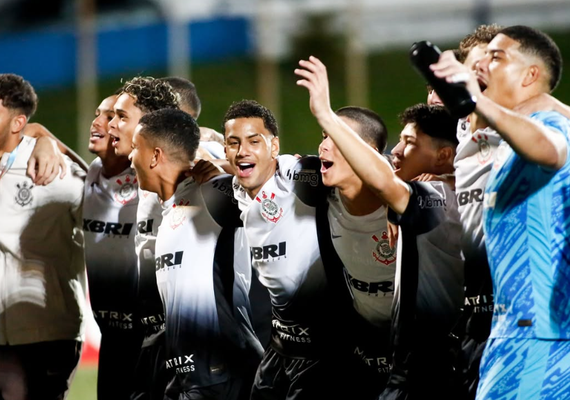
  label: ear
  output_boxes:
[271,136,280,160]
[522,65,540,88]
[11,114,27,134]
[150,147,162,169]
[435,146,454,167]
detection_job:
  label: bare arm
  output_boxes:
[295,56,411,214]
[431,51,567,170]
[515,93,570,119]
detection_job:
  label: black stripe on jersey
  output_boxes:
[203,175,243,228]
[287,156,331,207]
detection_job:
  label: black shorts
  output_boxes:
[98,332,144,400]
[131,333,170,400]
[251,346,354,400]
[0,340,81,400]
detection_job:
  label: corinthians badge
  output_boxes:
[115,175,138,205]
[256,191,283,223]
[15,182,34,207]
[372,231,396,265]
[170,199,190,230]
[472,133,492,165]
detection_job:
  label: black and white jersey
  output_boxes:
[135,189,166,345]
[83,158,140,334]
[155,174,262,393]
[0,136,86,345]
[387,181,464,387]
[454,119,501,337]
[233,155,346,358]
[328,188,395,328]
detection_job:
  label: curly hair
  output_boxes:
[222,100,278,137]
[120,76,179,114]
[0,73,37,118]
[399,103,458,147]
[458,24,503,63]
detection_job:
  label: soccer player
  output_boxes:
[84,76,178,400]
[432,25,570,399]
[296,56,464,399]
[223,99,357,400]
[0,73,87,400]
[129,108,262,400]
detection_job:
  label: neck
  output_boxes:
[337,180,386,216]
[100,153,131,179]
[0,132,22,158]
[158,167,188,201]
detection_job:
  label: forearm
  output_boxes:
[476,95,567,170]
[316,109,410,213]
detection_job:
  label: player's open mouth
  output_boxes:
[90,130,105,142]
[110,134,120,147]
[320,160,333,173]
[477,77,488,93]
[237,163,255,178]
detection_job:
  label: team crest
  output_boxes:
[256,191,283,223]
[15,182,34,207]
[472,133,492,165]
[372,232,396,265]
[170,200,190,230]
[115,175,138,205]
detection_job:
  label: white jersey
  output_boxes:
[83,158,140,334]
[134,189,165,343]
[155,175,261,392]
[234,155,348,357]
[0,136,86,345]
[454,119,501,337]
[327,188,396,328]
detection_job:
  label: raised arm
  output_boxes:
[295,56,411,214]
[431,51,567,170]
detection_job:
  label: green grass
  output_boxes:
[68,365,97,400]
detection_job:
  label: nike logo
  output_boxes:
[332,234,342,239]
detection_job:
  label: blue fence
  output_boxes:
[0,17,252,90]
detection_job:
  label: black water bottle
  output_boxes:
[410,40,476,118]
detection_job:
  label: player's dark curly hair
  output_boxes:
[222,99,279,137]
[458,24,503,63]
[0,73,37,118]
[138,108,200,164]
[335,106,388,153]
[120,76,179,114]
[399,103,458,147]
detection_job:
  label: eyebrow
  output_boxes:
[487,49,506,55]
[227,133,265,140]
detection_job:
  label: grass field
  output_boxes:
[68,365,97,400]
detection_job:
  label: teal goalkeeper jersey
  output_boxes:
[484,111,570,339]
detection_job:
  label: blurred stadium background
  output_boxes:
[1,0,568,399]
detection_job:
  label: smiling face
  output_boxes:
[224,117,279,199]
[88,95,117,157]
[109,93,144,157]
[391,123,440,181]
[319,116,364,188]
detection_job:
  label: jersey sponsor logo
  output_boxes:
[371,232,396,265]
[472,132,492,164]
[114,175,138,205]
[83,219,134,236]
[251,242,286,262]
[93,309,134,330]
[465,294,494,314]
[212,179,237,203]
[354,346,390,374]
[156,251,184,271]
[272,319,311,343]
[137,219,154,234]
[345,271,393,296]
[165,354,196,374]
[15,181,33,207]
[285,168,319,187]
[256,191,283,223]
[170,200,190,230]
[457,188,484,206]
[417,194,446,209]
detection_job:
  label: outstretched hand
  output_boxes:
[295,56,335,123]
[27,136,66,185]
